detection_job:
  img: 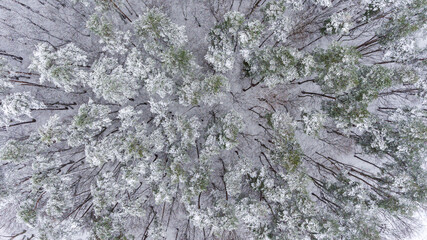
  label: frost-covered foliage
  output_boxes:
[1,92,45,124]
[199,74,230,105]
[87,13,131,54]
[209,112,244,150]
[38,115,64,145]
[321,11,353,35]
[68,99,111,147]
[263,1,293,42]
[29,43,88,92]
[314,45,362,94]
[89,57,139,103]
[302,110,326,136]
[134,8,187,54]
[205,11,245,73]
[246,47,314,87]
[0,138,36,163]
[0,0,426,239]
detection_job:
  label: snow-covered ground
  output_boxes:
[0,0,426,239]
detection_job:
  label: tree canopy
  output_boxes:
[0,0,426,239]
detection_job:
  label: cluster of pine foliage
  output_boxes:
[0,0,426,239]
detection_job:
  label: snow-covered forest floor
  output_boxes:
[0,0,426,239]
